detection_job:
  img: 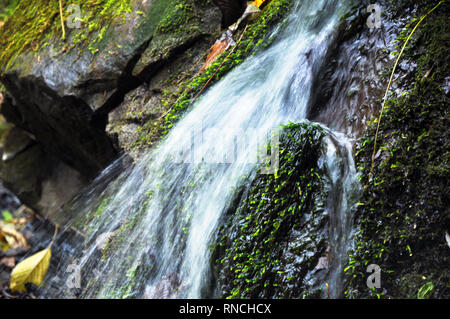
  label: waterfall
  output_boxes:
[40,0,359,299]
[323,133,360,298]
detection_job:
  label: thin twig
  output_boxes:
[49,224,59,248]
[176,51,209,85]
[59,0,66,41]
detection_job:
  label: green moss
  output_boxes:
[0,0,19,21]
[345,2,449,299]
[214,122,329,299]
[156,0,195,34]
[0,0,133,69]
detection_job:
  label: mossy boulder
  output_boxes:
[0,0,223,177]
[213,122,334,299]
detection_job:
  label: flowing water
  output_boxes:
[41,0,360,299]
[323,134,359,298]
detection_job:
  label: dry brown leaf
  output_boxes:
[0,226,28,248]
[199,40,230,73]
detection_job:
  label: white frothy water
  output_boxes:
[41,0,359,299]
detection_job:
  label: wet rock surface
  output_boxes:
[0,182,20,213]
[307,0,409,138]
[345,0,450,299]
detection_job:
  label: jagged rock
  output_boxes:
[132,1,221,81]
[214,0,247,29]
[0,124,87,219]
[0,0,221,178]
[1,126,34,162]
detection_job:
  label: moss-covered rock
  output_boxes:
[0,0,221,214]
[0,0,222,175]
[213,122,332,299]
[345,0,450,299]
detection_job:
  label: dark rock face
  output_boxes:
[0,125,87,219]
[213,123,331,299]
[0,77,117,179]
[345,1,450,299]
[213,0,247,28]
[0,1,171,179]
[306,0,408,137]
[0,182,20,213]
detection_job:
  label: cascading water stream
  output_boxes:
[323,133,360,298]
[41,0,359,299]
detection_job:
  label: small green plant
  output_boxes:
[1,210,13,222]
[417,282,434,299]
[0,0,19,21]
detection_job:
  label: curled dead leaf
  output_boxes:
[199,31,235,73]
[0,226,28,249]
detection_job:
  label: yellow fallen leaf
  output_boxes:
[10,248,51,292]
